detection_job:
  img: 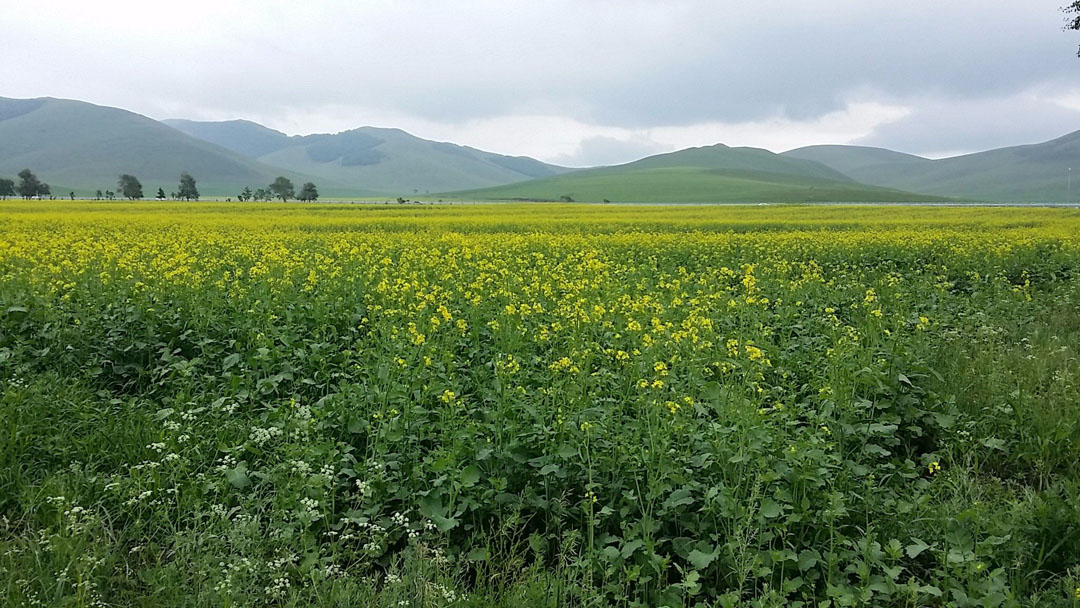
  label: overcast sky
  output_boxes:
[4,0,1080,166]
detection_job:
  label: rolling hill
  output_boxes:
[0,97,331,197]
[165,119,571,195]
[446,144,944,203]
[784,133,1080,201]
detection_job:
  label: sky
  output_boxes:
[4,0,1080,167]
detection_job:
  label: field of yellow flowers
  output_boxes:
[2,202,1080,607]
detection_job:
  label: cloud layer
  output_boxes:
[4,1,1080,165]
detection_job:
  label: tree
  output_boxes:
[178,172,199,201]
[95,189,103,200]
[253,188,271,202]
[69,192,75,200]
[105,190,115,201]
[1066,2,1080,54]
[238,186,253,202]
[156,188,167,200]
[38,183,51,198]
[118,174,143,200]
[269,176,295,202]
[297,182,319,202]
[17,169,41,199]
[0,178,13,200]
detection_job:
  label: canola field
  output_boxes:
[1,202,1080,608]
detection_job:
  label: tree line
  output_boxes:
[1,170,318,203]
[236,177,318,202]
[0,170,51,200]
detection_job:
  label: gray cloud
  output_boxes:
[2,1,1080,162]
[856,94,1080,157]
[552,136,671,167]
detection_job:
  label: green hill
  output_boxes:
[784,133,1080,201]
[0,97,333,197]
[781,145,932,174]
[165,119,571,195]
[446,144,944,203]
[162,119,293,158]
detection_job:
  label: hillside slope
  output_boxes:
[785,133,1080,201]
[166,119,572,195]
[0,97,330,196]
[447,144,944,203]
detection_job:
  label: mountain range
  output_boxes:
[783,134,1080,201]
[1,95,1078,202]
[450,144,941,203]
[163,119,569,195]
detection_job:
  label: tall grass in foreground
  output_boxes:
[1,202,1079,607]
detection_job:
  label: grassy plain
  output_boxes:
[1,202,1079,607]
[446,145,943,203]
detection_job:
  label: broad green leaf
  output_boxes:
[460,465,481,486]
[905,538,930,558]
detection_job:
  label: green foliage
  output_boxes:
[16,168,41,199]
[297,181,319,202]
[117,174,143,200]
[1,203,1079,606]
[269,176,295,202]
[178,172,199,201]
[0,178,13,199]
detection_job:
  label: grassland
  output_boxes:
[785,131,1080,202]
[1,202,1079,607]
[447,145,944,203]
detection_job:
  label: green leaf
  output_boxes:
[418,493,446,519]
[430,514,458,532]
[226,464,250,489]
[223,353,241,371]
[600,545,622,562]
[621,539,644,558]
[663,487,694,510]
[671,536,696,558]
[460,465,481,487]
[797,549,819,572]
[555,444,577,459]
[466,547,488,562]
[687,547,717,570]
[905,538,930,558]
[760,497,782,519]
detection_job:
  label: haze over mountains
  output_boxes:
[0,97,567,197]
[1,95,1079,202]
[164,119,569,195]
[784,132,1080,201]
[0,97,316,196]
[452,144,942,203]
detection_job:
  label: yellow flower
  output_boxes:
[928,461,941,475]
